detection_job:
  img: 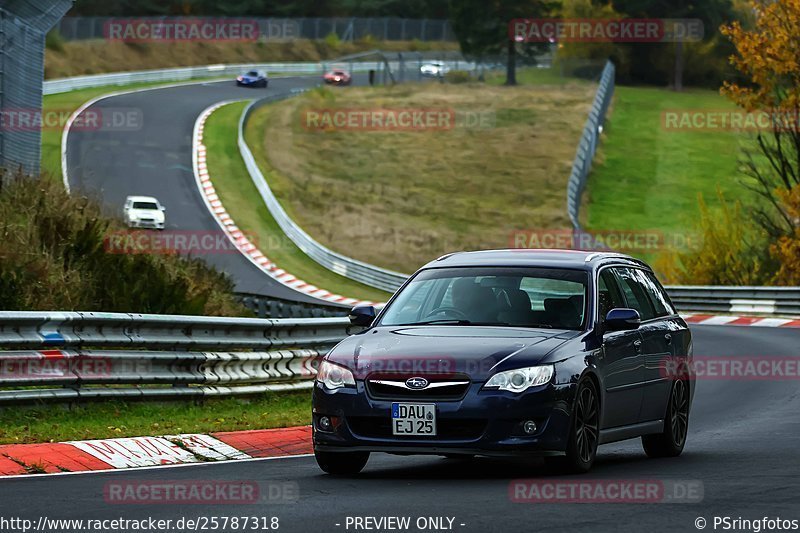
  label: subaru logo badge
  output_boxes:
[406,377,429,390]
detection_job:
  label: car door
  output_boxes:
[597,268,644,429]
[635,269,689,422]
[611,268,672,424]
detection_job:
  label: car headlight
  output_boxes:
[316,360,355,390]
[483,365,554,393]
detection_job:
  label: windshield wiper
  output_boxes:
[397,320,513,326]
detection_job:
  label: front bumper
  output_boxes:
[312,380,575,456]
[127,220,164,230]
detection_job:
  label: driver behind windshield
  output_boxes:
[451,278,497,323]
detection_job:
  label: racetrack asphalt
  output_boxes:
[64,75,358,304]
[3,325,798,532]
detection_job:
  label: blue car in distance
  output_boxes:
[236,70,268,88]
[312,249,694,475]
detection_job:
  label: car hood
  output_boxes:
[326,326,578,381]
[128,209,164,221]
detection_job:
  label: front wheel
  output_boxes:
[642,379,689,458]
[550,377,600,474]
[314,449,369,475]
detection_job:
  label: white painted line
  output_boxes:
[751,318,794,328]
[165,434,251,461]
[695,316,741,326]
[67,436,200,468]
[191,102,373,308]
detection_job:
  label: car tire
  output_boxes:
[314,449,369,475]
[551,376,600,474]
[642,379,689,458]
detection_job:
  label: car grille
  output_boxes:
[347,416,486,441]
[365,374,471,401]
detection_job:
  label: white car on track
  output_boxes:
[420,61,450,78]
[123,196,165,230]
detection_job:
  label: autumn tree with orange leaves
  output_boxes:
[721,0,800,283]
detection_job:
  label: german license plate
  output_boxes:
[391,403,437,436]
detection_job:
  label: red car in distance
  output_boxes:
[323,69,352,86]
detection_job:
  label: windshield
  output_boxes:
[132,202,158,210]
[246,71,259,76]
[379,267,588,330]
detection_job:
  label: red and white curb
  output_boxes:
[682,314,800,328]
[193,102,375,308]
[0,427,312,477]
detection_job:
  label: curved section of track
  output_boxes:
[64,77,332,304]
[3,325,799,531]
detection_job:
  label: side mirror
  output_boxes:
[604,308,641,332]
[348,305,376,327]
[160,206,166,211]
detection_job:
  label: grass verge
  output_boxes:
[586,85,753,233]
[246,79,597,274]
[0,392,311,444]
[203,102,392,302]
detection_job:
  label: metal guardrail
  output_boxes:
[666,286,800,318]
[236,292,347,318]
[238,96,409,294]
[0,284,796,403]
[0,311,354,404]
[43,59,475,96]
[567,60,615,231]
[44,62,365,96]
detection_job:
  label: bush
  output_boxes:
[655,190,776,285]
[771,185,800,285]
[45,29,65,52]
[358,34,376,47]
[444,70,472,84]
[0,171,249,315]
[323,32,341,50]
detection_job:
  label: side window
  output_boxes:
[611,268,656,321]
[598,270,626,322]
[638,270,676,317]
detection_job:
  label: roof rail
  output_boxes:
[585,252,649,267]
